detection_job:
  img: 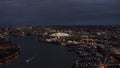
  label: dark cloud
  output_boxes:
[0,0,120,26]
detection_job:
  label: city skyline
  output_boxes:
[0,0,120,26]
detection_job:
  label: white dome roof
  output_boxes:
[50,32,70,37]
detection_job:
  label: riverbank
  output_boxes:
[0,36,77,68]
[0,41,21,64]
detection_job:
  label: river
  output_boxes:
[0,36,77,68]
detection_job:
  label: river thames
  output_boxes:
[0,36,77,68]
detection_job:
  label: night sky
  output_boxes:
[0,0,120,26]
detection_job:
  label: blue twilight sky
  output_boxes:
[0,0,120,26]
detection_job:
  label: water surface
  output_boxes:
[0,36,77,68]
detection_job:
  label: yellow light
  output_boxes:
[100,64,106,68]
